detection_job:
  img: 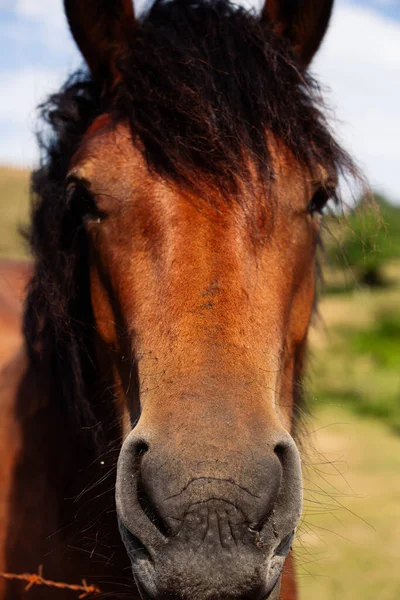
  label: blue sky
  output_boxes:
[0,0,399,202]
[351,0,400,20]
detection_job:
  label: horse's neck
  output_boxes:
[0,350,74,566]
[0,349,130,596]
[280,551,298,599]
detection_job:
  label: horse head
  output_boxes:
[28,0,351,597]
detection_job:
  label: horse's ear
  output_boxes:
[64,0,135,87]
[262,0,334,66]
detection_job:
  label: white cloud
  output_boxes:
[312,2,400,201]
[0,67,65,168]
[15,0,65,28]
[0,0,77,55]
[0,68,62,123]
[15,0,140,26]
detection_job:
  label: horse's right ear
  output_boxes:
[262,0,334,66]
[64,0,135,89]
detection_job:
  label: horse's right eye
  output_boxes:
[307,188,331,216]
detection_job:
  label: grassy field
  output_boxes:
[309,260,400,433]
[299,259,400,598]
[0,167,399,599]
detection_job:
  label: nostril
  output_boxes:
[134,440,149,457]
[135,444,171,538]
[273,442,287,463]
[273,436,300,474]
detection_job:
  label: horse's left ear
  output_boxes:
[262,0,334,66]
[64,0,135,88]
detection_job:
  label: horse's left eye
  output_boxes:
[66,182,105,223]
[307,188,331,215]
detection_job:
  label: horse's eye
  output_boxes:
[66,182,105,223]
[307,188,331,216]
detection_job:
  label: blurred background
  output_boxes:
[0,0,399,598]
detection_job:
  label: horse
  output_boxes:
[0,0,359,598]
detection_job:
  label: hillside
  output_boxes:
[0,166,31,259]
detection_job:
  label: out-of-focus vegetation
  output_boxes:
[324,194,400,289]
[309,266,400,433]
[309,194,400,432]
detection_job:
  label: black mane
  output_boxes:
[24,0,358,441]
[117,0,355,194]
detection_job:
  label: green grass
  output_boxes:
[350,312,400,368]
[0,166,31,259]
[323,195,400,290]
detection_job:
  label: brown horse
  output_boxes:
[0,0,359,598]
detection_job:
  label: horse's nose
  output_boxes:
[116,427,302,600]
[117,430,298,539]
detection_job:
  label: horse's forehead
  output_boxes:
[69,115,313,218]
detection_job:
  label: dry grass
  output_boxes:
[311,260,400,348]
[0,166,31,259]
[297,405,400,600]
